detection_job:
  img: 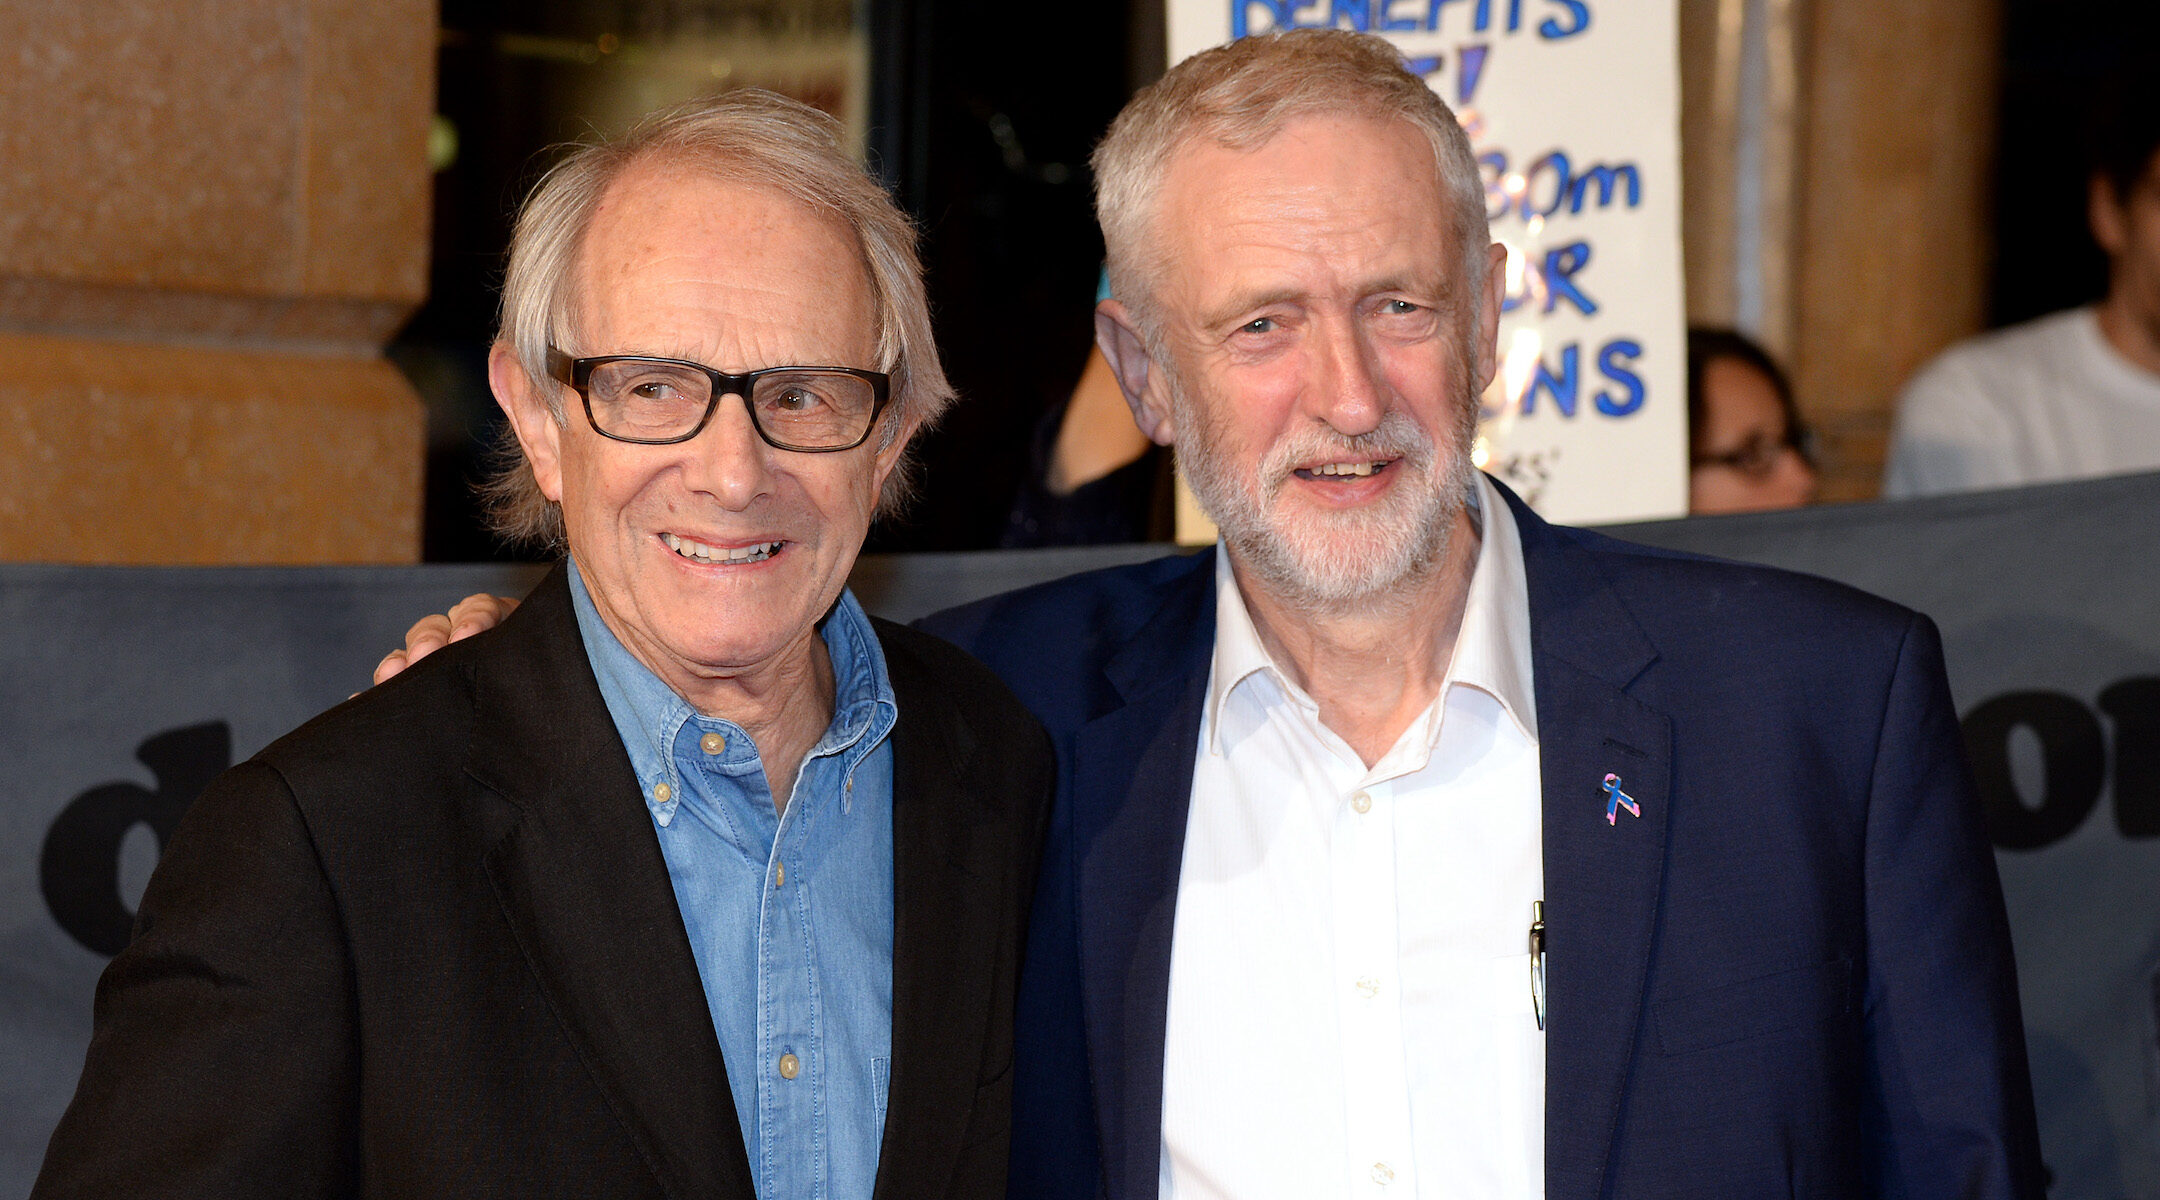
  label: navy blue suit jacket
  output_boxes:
[920,481,2044,1200]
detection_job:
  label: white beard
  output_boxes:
[1169,364,1478,612]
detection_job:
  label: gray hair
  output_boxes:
[1092,29,1491,339]
[484,88,953,550]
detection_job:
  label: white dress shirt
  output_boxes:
[1159,474,1544,1200]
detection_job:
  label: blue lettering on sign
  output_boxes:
[1539,0,1592,38]
[1516,338,1649,420]
[1455,42,1491,105]
[1542,241,1597,315]
[1569,162,1640,212]
[1234,0,1323,34]
[1486,147,1644,226]
[1496,240,1598,315]
[1240,0,1589,37]
[1423,0,1492,33]
[1594,339,1645,415]
[1523,343,1579,417]
[1481,151,1511,220]
[1522,151,1571,220]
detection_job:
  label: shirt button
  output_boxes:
[700,731,726,755]
[774,860,786,888]
[1351,791,1372,814]
[1355,976,1380,999]
[652,781,672,804]
[778,1052,800,1080]
[1370,1162,1395,1185]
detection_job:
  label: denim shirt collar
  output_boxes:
[566,558,898,826]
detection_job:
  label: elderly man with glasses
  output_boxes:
[31,91,1052,1200]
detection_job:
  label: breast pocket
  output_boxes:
[1652,958,1854,1056]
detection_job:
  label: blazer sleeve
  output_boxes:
[32,760,361,1200]
[1858,613,2046,1199]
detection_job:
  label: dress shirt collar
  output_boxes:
[1204,471,1538,757]
[565,558,897,822]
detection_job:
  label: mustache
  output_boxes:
[1257,411,1436,499]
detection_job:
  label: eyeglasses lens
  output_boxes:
[585,361,877,448]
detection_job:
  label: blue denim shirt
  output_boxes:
[569,562,896,1199]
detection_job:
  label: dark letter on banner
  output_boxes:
[2099,677,2160,837]
[1962,693,2103,851]
[39,722,232,956]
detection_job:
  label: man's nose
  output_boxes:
[678,392,774,509]
[1304,317,1386,437]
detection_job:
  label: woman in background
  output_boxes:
[1687,326,1820,514]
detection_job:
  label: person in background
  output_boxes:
[1884,66,2160,497]
[1002,264,1173,546]
[1686,326,1819,514]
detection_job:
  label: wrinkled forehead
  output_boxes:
[1148,115,1461,305]
[568,160,877,353]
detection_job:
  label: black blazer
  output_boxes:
[34,564,1053,1200]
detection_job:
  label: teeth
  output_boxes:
[662,532,781,564]
[1311,462,1380,477]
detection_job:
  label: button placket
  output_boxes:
[1333,777,1417,1197]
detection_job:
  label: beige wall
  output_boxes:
[1680,0,2002,502]
[0,0,433,563]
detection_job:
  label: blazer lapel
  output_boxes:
[875,639,1011,1200]
[1072,551,1217,1200]
[464,566,753,1199]
[1504,489,1674,1200]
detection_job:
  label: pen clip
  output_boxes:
[1529,900,1546,1031]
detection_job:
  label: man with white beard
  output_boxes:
[383,29,2044,1200]
[921,28,2044,1200]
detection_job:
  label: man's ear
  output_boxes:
[1473,241,1509,393]
[488,342,565,503]
[2091,173,2129,260]
[870,410,923,496]
[1095,300,1179,447]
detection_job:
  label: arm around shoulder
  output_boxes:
[33,760,361,1200]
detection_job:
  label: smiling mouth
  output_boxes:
[662,532,783,565]
[1294,460,1394,480]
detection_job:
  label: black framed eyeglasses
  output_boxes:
[1690,425,1818,479]
[547,347,891,452]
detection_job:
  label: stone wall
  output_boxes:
[0,0,433,562]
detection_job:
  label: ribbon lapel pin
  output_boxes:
[1602,773,1640,825]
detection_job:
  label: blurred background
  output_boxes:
[0,0,2155,564]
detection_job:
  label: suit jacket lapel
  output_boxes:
[1504,488,1674,1200]
[875,629,1011,1200]
[1072,550,1217,1200]
[465,565,753,1198]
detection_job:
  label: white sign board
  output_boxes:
[1166,1,1687,524]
